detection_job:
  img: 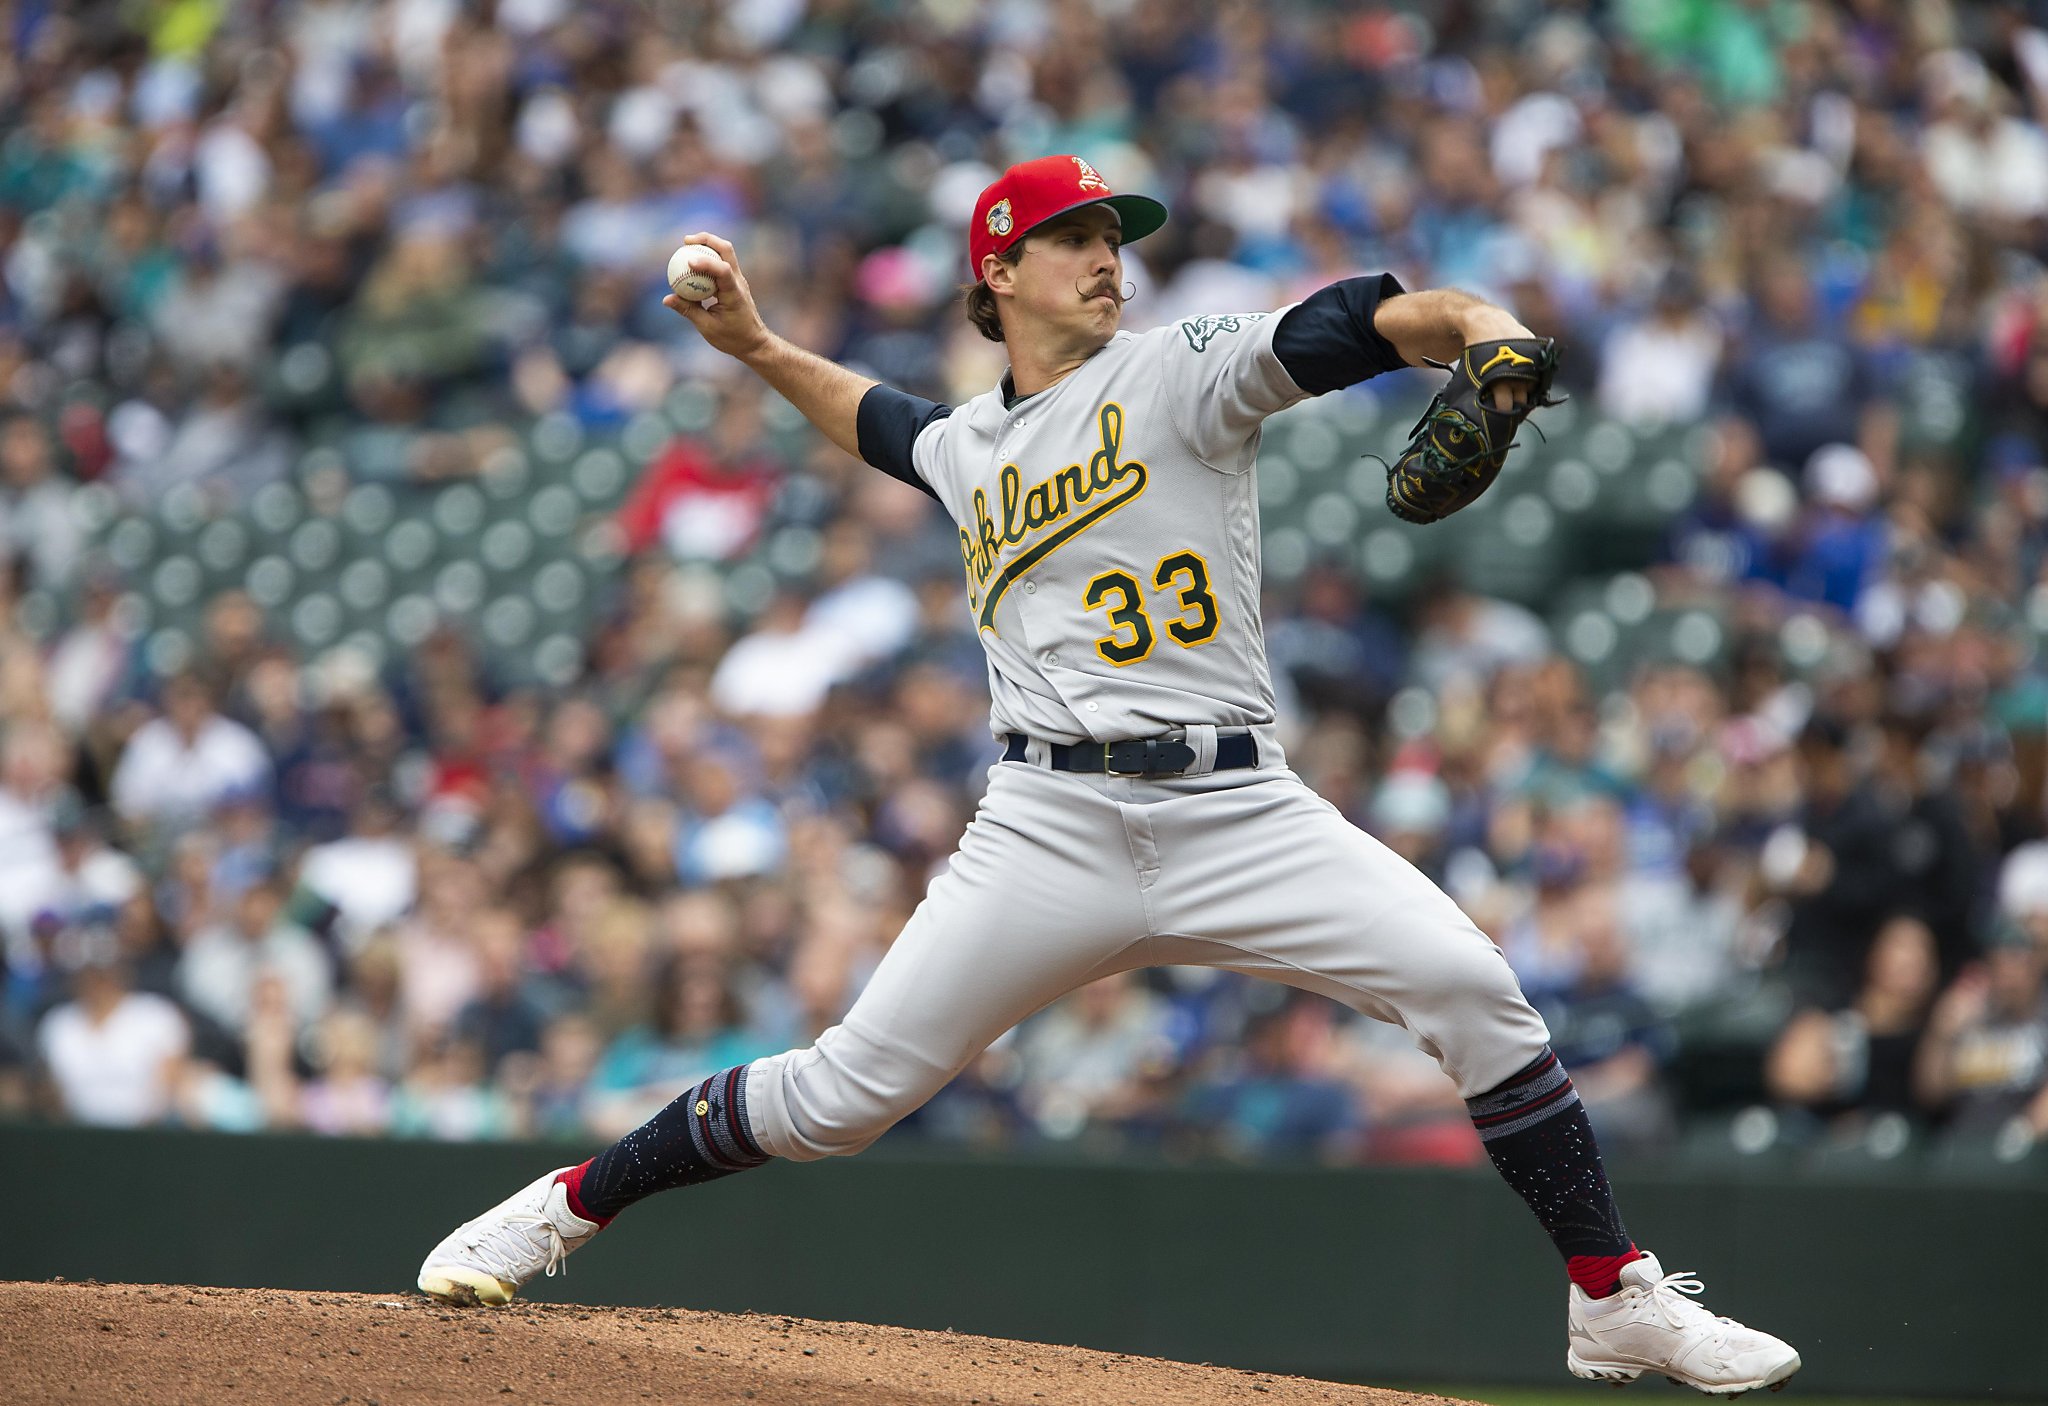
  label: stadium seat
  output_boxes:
[287,518,344,574]
[480,519,537,578]
[290,591,345,650]
[341,483,397,536]
[482,594,539,650]
[150,555,203,612]
[479,445,533,502]
[526,484,582,540]
[1676,1107,1802,1174]
[1256,453,1301,513]
[1457,494,1566,604]
[65,481,120,538]
[161,481,210,532]
[431,483,488,538]
[433,559,489,618]
[530,633,586,687]
[764,525,824,580]
[531,559,588,616]
[1927,1127,2048,1181]
[664,382,719,435]
[570,447,630,508]
[143,626,193,679]
[195,518,251,584]
[243,555,296,611]
[529,411,585,470]
[14,589,59,641]
[385,593,439,649]
[1301,489,1363,551]
[622,412,668,465]
[106,518,155,575]
[250,481,305,536]
[1355,525,1418,595]
[1800,1113,1924,1177]
[1284,416,1345,476]
[382,518,438,577]
[337,558,392,615]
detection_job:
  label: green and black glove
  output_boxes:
[1385,337,1561,525]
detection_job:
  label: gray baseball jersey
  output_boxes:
[743,273,1548,1167]
[858,277,1409,744]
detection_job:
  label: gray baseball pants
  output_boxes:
[744,751,1551,1160]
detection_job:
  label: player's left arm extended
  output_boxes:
[1273,276,1561,525]
[1372,288,1536,388]
[1269,276,1535,405]
[1169,274,1549,479]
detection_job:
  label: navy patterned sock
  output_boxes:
[1466,1047,1638,1294]
[562,1063,770,1223]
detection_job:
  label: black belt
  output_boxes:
[1002,731,1258,777]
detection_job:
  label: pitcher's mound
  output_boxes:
[3,1281,1477,1406]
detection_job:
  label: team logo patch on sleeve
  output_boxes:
[986,198,1014,238]
[1178,312,1265,352]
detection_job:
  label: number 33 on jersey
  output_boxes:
[882,308,1337,745]
[1084,551,1219,666]
[855,273,1413,744]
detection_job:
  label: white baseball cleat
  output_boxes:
[416,1165,604,1307]
[1567,1252,1801,1395]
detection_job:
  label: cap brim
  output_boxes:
[1016,193,1169,249]
[1102,193,1168,244]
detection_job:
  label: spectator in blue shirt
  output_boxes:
[1723,257,1880,472]
[1181,997,1363,1162]
[1531,886,1676,1152]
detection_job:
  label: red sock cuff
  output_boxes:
[1567,1245,1642,1299]
[557,1160,613,1227]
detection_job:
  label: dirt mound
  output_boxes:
[2,1281,1475,1406]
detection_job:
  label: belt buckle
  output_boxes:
[1105,739,1173,777]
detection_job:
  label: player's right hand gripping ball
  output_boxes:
[1385,337,1561,525]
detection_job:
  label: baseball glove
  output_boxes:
[1384,337,1561,525]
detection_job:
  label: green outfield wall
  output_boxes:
[0,1123,2041,1396]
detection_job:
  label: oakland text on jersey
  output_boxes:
[958,401,1150,632]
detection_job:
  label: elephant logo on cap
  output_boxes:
[987,198,1014,238]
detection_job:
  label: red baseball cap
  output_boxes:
[968,154,1168,279]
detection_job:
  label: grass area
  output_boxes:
[1406,1391,2032,1406]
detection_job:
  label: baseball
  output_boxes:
[666,244,719,302]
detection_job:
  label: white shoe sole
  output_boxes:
[418,1265,519,1307]
[1568,1347,1802,1396]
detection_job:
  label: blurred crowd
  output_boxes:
[5,0,2048,1170]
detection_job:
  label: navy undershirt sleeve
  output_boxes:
[855,384,949,501]
[1272,272,1412,396]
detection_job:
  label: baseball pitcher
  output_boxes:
[418,155,1799,1393]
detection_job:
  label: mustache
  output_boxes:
[1078,277,1133,303]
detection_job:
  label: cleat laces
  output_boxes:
[467,1211,571,1284]
[1635,1268,1735,1332]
